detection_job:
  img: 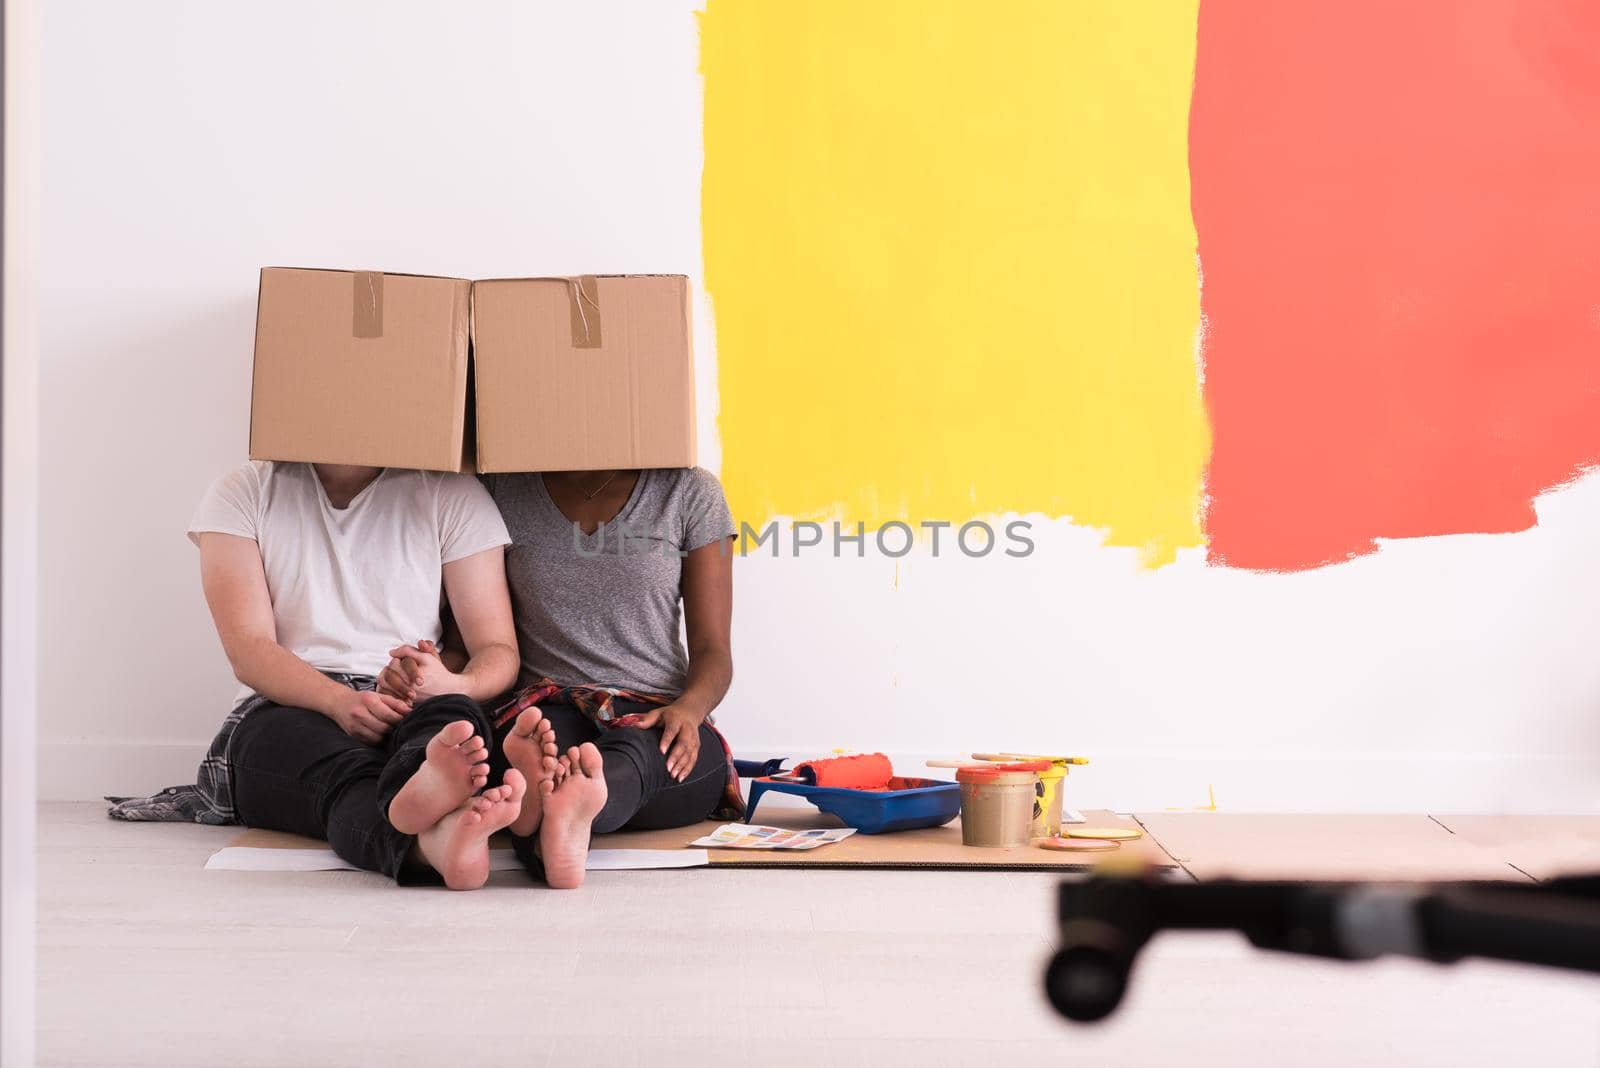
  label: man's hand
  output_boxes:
[376,639,466,708]
[323,689,409,745]
[631,703,707,782]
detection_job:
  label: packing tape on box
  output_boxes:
[496,276,603,348]
[567,275,602,349]
[352,271,384,339]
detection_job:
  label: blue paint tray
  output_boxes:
[744,776,961,835]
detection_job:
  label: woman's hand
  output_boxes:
[632,702,708,782]
[323,689,409,745]
[376,639,465,707]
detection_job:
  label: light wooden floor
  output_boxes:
[37,803,1600,1067]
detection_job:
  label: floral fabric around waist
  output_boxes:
[494,678,744,820]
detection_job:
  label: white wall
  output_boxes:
[6,0,41,1059]
[39,0,1600,812]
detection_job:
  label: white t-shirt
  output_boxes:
[189,462,511,697]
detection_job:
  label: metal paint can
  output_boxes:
[955,761,1051,847]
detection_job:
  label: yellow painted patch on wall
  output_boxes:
[700,0,1208,566]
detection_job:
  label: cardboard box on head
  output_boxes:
[248,267,473,472]
[470,274,696,473]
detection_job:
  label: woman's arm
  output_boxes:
[675,538,734,718]
[197,532,406,743]
[382,547,519,704]
[634,538,734,780]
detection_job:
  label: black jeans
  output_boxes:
[494,698,727,877]
[229,692,496,882]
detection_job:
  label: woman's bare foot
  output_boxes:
[538,744,607,890]
[415,769,526,891]
[502,706,559,837]
[387,720,489,835]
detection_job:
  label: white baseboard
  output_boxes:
[42,739,1600,814]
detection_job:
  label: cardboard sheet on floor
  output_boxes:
[1134,813,1526,881]
[213,811,1178,873]
[603,809,1178,871]
[210,828,708,872]
[1429,815,1600,882]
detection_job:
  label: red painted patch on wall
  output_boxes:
[1193,1,1600,570]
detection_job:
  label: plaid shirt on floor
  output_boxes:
[495,678,745,821]
[106,673,376,825]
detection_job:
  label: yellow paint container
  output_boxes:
[1033,764,1066,839]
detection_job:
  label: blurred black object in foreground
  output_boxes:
[1047,871,1600,1022]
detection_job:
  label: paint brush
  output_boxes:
[973,752,1089,765]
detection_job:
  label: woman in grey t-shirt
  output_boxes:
[386,466,739,889]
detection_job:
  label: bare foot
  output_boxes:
[387,720,489,835]
[502,706,559,837]
[538,744,607,890]
[415,769,526,891]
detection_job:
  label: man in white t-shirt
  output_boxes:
[109,460,533,890]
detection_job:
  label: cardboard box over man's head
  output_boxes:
[248,268,695,473]
[249,267,473,472]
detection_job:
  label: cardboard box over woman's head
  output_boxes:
[470,274,695,472]
[248,268,695,473]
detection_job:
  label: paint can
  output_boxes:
[970,753,1088,840]
[1033,763,1066,839]
[955,761,1050,847]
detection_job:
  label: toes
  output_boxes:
[514,706,545,738]
[502,768,527,801]
[435,720,475,748]
[460,734,484,752]
[538,778,556,798]
[577,742,604,778]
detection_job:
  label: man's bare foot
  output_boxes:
[387,720,489,835]
[415,769,526,891]
[502,706,559,837]
[538,743,606,890]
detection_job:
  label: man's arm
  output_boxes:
[440,546,519,701]
[382,547,519,705]
[198,532,405,743]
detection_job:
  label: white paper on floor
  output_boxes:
[205,846,709,873]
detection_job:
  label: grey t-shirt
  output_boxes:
[483,467,736,696]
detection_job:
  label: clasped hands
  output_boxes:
[324,638,466,744]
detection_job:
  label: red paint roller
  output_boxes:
[781,752,895,790]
